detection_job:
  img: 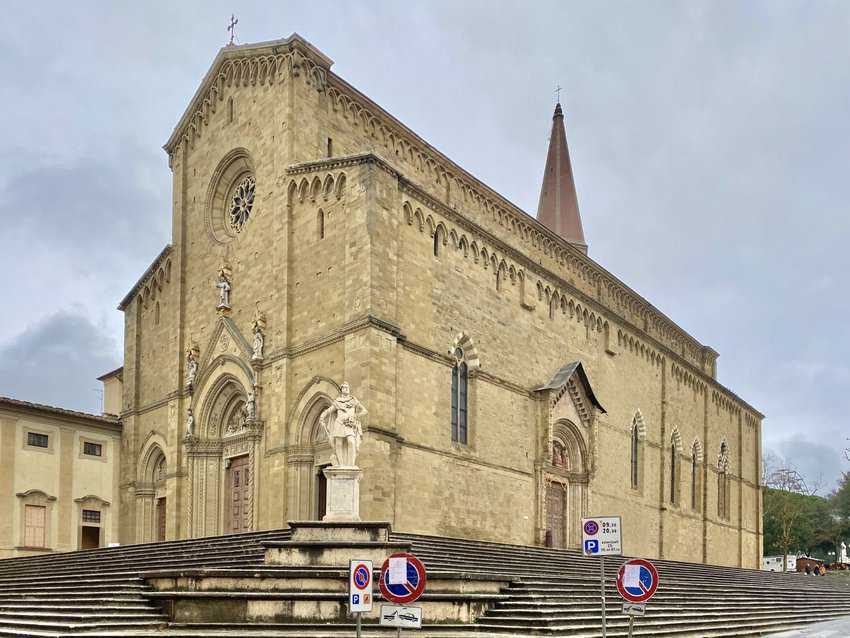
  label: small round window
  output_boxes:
[229,175,255,233]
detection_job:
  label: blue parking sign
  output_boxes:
[584,539,599,554]
[352,594,360,604]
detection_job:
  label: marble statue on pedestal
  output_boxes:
[320,382,367,467]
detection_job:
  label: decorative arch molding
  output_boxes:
[448,333,481,370]
[204,147,257,244]
[137,434,168,486]
[552,419,589,476]
[285,376,341,446]
[194,317,256,392]
[717,439,730,472]
[285,376,339,520]
[632,410,647,440]
[691,437,704,463]
[670,426,683,453]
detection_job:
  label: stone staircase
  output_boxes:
[0,528,847,637]
[0,529,291,636]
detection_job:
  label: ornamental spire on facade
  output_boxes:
[535,102,587,253]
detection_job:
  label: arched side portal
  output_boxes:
[285,378,338,521]
[185,364,263,538]
[543,419,589,549]
[135,436,168,542]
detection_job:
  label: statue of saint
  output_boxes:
[252,327,264,361]
[245,391,256,422]
[185,408,195,438]
[320,382,367,467]
[215,270,231,309]
[186,349,198,387]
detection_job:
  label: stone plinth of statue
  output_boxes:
[322,466,362,522]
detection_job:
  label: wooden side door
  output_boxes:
[156,497,166,541]
[228,455,251,533]
[546,483,566,549]
[316,466,328,520]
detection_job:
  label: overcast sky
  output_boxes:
[1,2,847,492]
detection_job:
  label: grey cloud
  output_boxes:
[1,2,848,490]
[0,312,120,414]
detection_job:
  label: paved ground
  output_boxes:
[766,616,850,636]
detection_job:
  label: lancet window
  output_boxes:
[450,347,468,444]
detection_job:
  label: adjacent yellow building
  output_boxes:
[0,396,122,557]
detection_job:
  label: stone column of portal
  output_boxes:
[322,466,362,522]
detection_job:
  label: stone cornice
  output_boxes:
[118,244,173,311]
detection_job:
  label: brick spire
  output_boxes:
[536,103,587,253]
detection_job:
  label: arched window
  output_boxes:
[450,347,468,444]
[691,454,698,510]
[317,209,325,240]
[670,443,678,504]
[434,227,443,257]
[717,441,729,519]
[630,425,639,489]
[155,301,160,326]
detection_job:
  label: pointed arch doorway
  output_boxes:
[185,374,264,538]
[542,420,589,549]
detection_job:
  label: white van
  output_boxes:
[761,555,796,572]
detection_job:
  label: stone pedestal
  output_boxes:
[322,466,361,522]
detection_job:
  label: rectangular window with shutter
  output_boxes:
[24,505,46,547]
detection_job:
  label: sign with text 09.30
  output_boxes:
[581,516,622,556]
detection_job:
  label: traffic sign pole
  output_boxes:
[600,555,607,638]
[356,612,362,638]
[628,615,634,638]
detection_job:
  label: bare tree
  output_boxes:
[763,454,821,572]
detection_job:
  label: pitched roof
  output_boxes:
[537,361,605,413]
[0,396,121,428]
[536,103,587,252]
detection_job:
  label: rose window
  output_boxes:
[229,176,255,233]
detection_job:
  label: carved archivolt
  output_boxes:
[448,333,480,370]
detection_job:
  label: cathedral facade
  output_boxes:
[116,34,762,568]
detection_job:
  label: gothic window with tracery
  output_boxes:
[450,347,468,444]
[229,175,255,233]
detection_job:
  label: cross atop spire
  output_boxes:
[535,101,587,253]
[227,14,239,46]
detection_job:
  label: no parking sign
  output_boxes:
[379,552,427,604]
[617,558,659,603]
[349,559,373,612]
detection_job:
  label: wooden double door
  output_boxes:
[227,455,251,533]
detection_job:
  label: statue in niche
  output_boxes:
[244,391,256,422]
[185,408,195,438]
[251,301,266,361]
[215,269,231,309]
[185,348,199,388]
[252,325,264,361]
[320,382,367,467]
